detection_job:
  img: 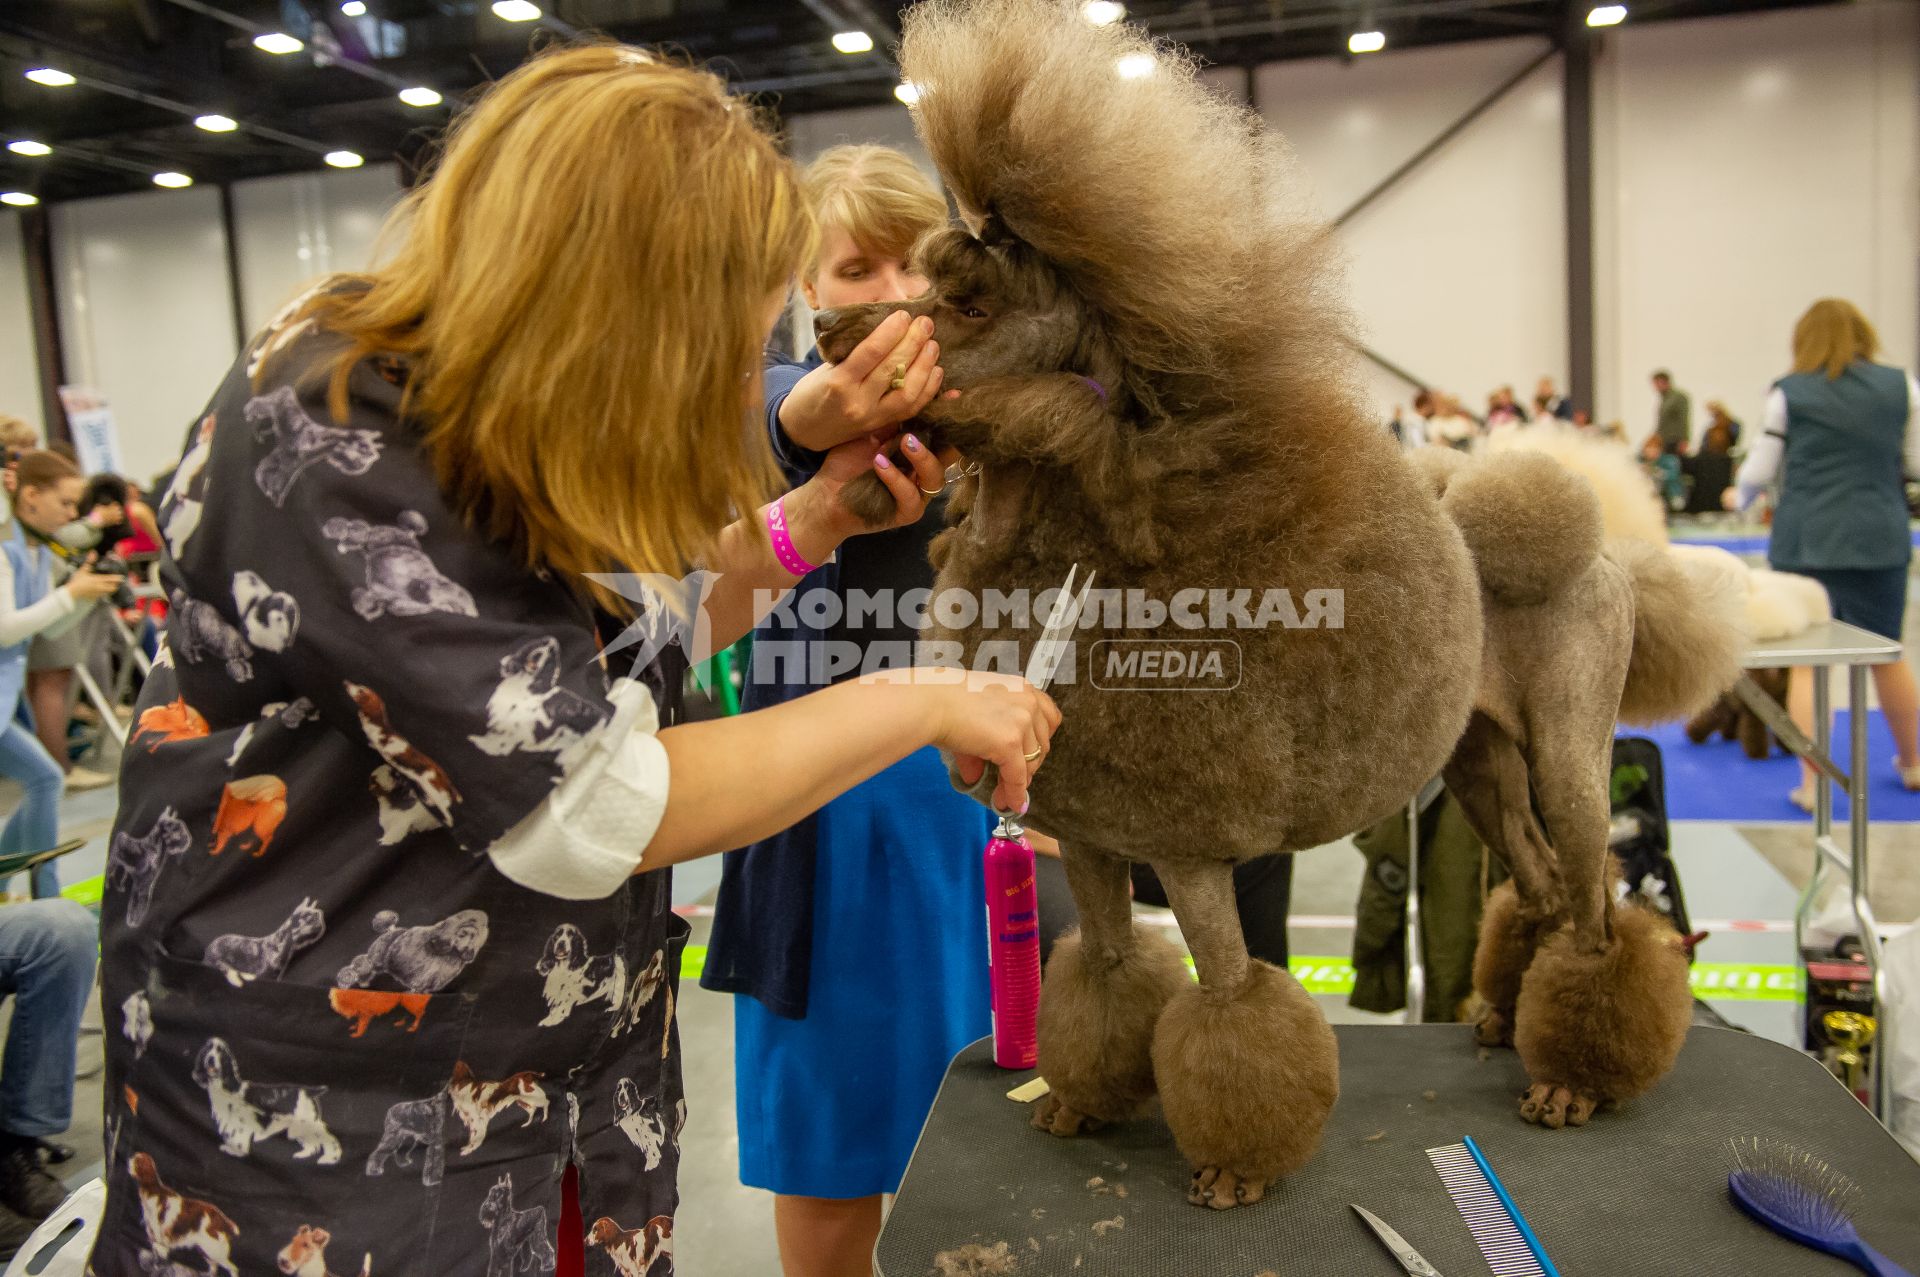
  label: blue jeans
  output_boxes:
[0,899,95,1137]
[0,719,64,899]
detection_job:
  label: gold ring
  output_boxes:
[1023,746,1044,761]
[889,364,907,391]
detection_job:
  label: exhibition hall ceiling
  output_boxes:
[0,0,1841,202]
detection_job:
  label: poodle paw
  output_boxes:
[1473,1005,1513,1048]
[1188,1166,1268,1210]
[1030,1094,1102,1137]
[1518,1082,1597,1129]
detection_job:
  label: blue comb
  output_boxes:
[1728,1137,1914,1276]
[1426,1136,1560,1277]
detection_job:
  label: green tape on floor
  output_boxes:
[682,947,1802,1003]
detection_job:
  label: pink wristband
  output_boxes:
[766,497,823,576]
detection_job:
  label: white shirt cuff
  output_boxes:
[486,677,671,900]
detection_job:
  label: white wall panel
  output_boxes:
[1593,0,1919,438]
[1257,39,1567,420]
[0,213,42,437]
[231,163,404,333]
[52,187,236,486]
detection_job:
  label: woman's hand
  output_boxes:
[920,669,1061,814]
[64,562,124,603]
[779,312,946,452]
[1721,487,1742,513]
[794,429,959,541]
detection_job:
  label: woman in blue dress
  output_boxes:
[704,145,1032,1277]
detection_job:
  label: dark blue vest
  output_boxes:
[1768,360,1910,572]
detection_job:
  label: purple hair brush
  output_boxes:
[1727,1137,1913,1276]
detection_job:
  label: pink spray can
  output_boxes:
[984,816,1042,1069]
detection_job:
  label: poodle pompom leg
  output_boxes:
[1033,847,1188,1130]
[1150,859,1338,1209]
[1151,960,1339,1209]
[1467,881,1549,1049]
[1512,906,1693,1128]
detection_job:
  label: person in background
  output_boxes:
[24,481,127,793]
[1652,368,1692,455]
[1485,384,1528,429]
[1640,433,1684,511]
[1683,420,1735,515]
[1389,394,1430,450]
[0,898,98,1257]
[1729,298,1920,810]
[1705,399,1743,449]
[1534,375,1573,422]
[702,143,1037,1277]
[1430,392,1478,450]
[0,452,121,898]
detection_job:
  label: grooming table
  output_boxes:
[876,1026,1920,1276]
[1731,619,1903,1118]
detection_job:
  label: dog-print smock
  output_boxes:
[91,309,686,1277]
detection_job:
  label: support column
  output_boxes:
[218,182,248,349]
[1563,3,1596,415]
[19,207,69,445]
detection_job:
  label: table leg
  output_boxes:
[1794,672,1833,956]
[1404,798,1423,1026]
[1845,664,1888,1119]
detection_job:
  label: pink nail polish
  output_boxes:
[903,434,921,452]
[874,453,892,470]
[1019,797,1030,814]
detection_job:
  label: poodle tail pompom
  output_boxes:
[1610,538,1749,726]
[1441,452,1602,606]
[371,910,399,932]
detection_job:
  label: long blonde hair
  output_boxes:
[277,44,813,605]
[1791,298,1880,381]
[801,145,946,274]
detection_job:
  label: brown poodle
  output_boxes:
[816,0,1745,1207]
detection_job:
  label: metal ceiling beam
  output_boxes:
[1562,0,1595,413]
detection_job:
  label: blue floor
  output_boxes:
[1629,710,1918,822]
[1671,526,1920,557]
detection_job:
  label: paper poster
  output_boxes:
[57,386,123,476]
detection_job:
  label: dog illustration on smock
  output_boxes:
[345,683,461,824]
[336,908,488,993]
[587,1215,673,1277]
[479,1173,556,1277]
[536,924,627,1027]
[193,1037,343,1164]
[212,774,289,858]
[470,636,609,764]
[278,1224,371,1277]
[128,1151,241,1277]
[169,591,255,682]
[108,807,191,927]
[232,570,300,652]
[122,990,153,1058]
[227,697,317,767]
[323,510,477,620]
[447,1062,550,1153]
[612,1079,684,1172]
[160,413,215,558]
[135,696,209,753]
[364,1090,449,1186]
[612,948,666,1038]
[204,896,324,986]
[247,384,383,507]
[369,763,440,845]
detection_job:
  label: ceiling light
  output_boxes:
[0,193,38,207]
[24,68,76,87]
[153,172,193,188]
[1115,51,1155,78]
[1082,0,1125,24]
[195,114,238,133]
[1348,29,1386,53]
[831,30,873,54]
[253,32,304,54]
[7,141,51,157]
[492,0,542,20]
[324,150,364,168]
[340,0,367,13]
[1586,4,1627,26]
[398,85,442,107]
[893,81,921,105]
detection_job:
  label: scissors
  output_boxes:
[1353,1203,1445,1277]
[1023,563,1096,694]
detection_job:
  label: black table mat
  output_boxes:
[878,1025,1920,1276]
